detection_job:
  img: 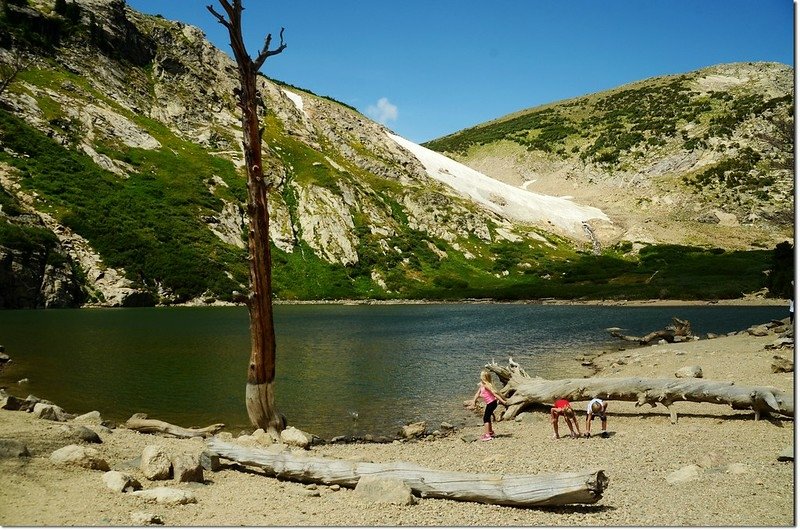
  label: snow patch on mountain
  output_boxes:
[386,133,610,236]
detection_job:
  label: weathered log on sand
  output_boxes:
[207,439,608,507]
[487,362,793,421]
[608,317,693,344]
[124,414,225,439]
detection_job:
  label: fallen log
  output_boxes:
[207,439,608,507]
[124,414,225,439]
[608,317,693,345]
[487,361,793,421]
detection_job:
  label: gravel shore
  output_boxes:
[0,316,794,526]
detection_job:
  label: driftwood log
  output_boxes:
[208,439,608,507]
[487,361,793,422]
[124,414,225,439]
[608,317,693,345]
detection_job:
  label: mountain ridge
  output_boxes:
[0,0,792,308]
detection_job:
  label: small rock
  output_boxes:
[280,426,313,449]
[0,394,25,411]
[141,445,172,480]
[172,453,204,483]
[771,356,793,373]
[460,434,479,443]
[0,439,31,458]
[33,403,70,422]
[50,445,110,471]
[103,471,142,492]
[439,422,454,431]
[777,445,794,462]
[60,425,102,444]
[199,450,221,472]
[401,421,427,439]
[675,365,703,378]
[329,484,340,491]
[354,476,416,505]
[747,326,769,337]
[130,512,164,525]
[73,411,103,424]
[131,487,197,505]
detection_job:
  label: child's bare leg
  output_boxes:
[550,408,560,439]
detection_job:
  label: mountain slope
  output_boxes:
[0,1,790,307]
[424,62,794,250]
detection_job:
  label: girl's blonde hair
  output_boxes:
[480,369,497,392]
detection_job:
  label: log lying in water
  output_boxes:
[487,361,794,421]
[208,439,608,507]
[124,414,225,439]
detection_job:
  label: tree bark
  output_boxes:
[487,361,794,421]
[124,414,225,439]
[208,0,286,436]
[207,439,608,507]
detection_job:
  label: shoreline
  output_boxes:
[79,295,789,309]
[0,316,793,526]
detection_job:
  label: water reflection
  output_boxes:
[0,303,784,438]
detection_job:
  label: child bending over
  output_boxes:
[551,398,582,439]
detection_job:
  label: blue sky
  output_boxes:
[126,0,794,143]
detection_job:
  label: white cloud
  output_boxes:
[366,97,398,124]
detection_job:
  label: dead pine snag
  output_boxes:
[207,0,287,436]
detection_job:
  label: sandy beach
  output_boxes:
[0,311,794,526]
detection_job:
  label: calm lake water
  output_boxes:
[0,303,785,439]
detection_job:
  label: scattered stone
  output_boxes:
[130,512,164,526]
[766,338,794,351]
[460,434,479,443]
[329,484,341,491]
[131,487,197,505]
[439,422,454,431]
[304,490,321,497]
[305,484,318,490]
[103,471,142,492]
[706,333,718,339]
[60,425,102,444]
[73,411,103,424]
[771,356,793,373]
[666,465,701,484]
[280,426,313,449]
[1,394,25,411]
[50,444,110,471]
[0,352,9,363]
[675,365,703,378]
[33,403,70,422]
[172,453,204,483]
[0,439,31,458]
[18,378,29,384]
[141,445,173,480]
[354,476,416,505]
[777,445,793,462]
[401,421,427,439]
[747,326,769,337]
[251,428,276,446]
[199,450,221,472]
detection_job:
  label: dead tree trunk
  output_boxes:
[608,317,692,345]
[208,439,608,507]
[208,1,287,436]
[487,361,793,422]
